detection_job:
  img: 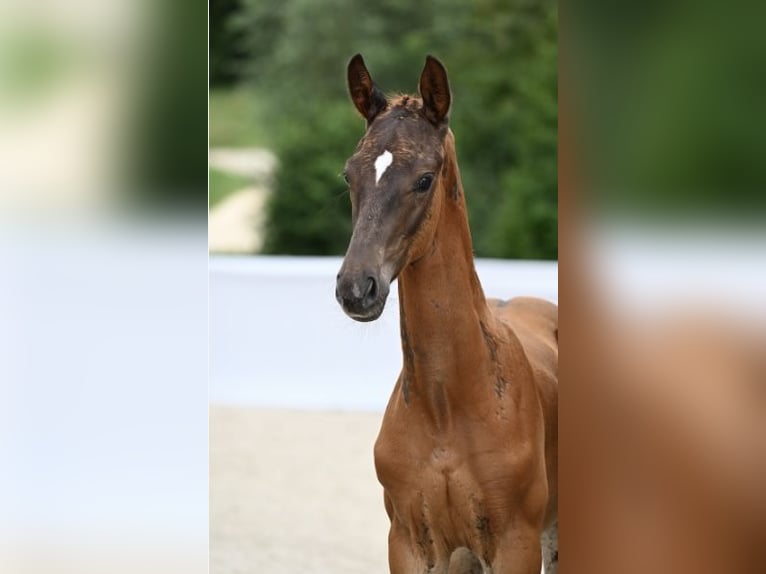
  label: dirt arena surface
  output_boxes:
[210,406,389,574]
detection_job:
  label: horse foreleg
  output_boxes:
[388,522,451,574]
[487,525,543,574]
[448,547,485,574]
[388,524,427,574]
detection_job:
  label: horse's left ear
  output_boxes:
[419,55,451,125]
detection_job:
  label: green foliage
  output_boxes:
[214,0,558,259]
[210,0,247,85]
[209,167,250,207]
[445,0,558,259]
[209,88,270,148]
[574,1,766,214]
[262,102,356,254]
[0,29,75,108]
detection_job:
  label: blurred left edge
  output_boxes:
[0,1,208,574]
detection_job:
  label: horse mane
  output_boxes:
[386,93,423,113]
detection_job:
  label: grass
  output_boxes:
[210,88,272,210]
[209,88,271,149]
[209,167,251,208]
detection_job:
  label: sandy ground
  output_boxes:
[209,148,277,179]
[209,147,276,254]
[210,406,390,574]
[208,185,269,253]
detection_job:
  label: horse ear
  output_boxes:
[419,55,451,125]
[347,54,387,124]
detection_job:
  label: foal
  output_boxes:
[336,54,558,574]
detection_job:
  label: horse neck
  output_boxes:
[396,133,491,418]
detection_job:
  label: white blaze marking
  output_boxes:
[374,150,393,185]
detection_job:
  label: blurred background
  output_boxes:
[564,1,766,572]
[209,0,557,259]
[1,1,207,574]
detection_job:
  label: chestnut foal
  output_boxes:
[336,55,558,574]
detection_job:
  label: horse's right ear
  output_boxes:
[419,55,451,125]
[347,54,387,124]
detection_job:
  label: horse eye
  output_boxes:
[414,173,434,193]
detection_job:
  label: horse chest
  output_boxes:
[375,425,513,552]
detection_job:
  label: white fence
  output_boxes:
[210,256,558,411]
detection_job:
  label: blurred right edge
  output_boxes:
[560,1,766,572]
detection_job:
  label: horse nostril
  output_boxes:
[365,276,378,299]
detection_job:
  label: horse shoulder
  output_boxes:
[491,297,557,372]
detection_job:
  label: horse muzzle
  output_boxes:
[335,269,390,322]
